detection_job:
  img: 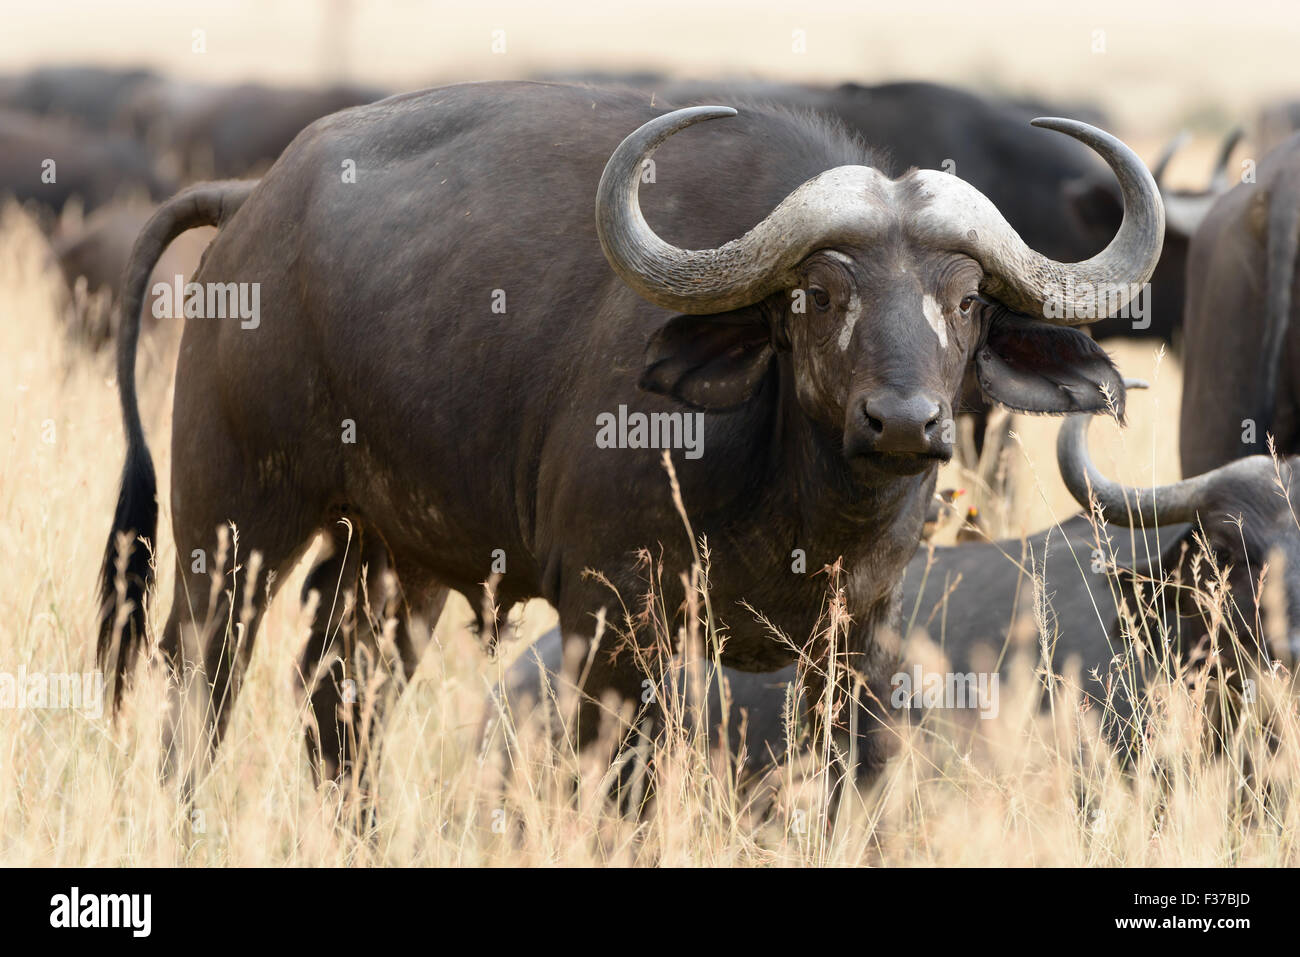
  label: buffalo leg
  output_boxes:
[156,494,317,797]
[800,604,899,814]
[555,602,664,811]
[298,524,437,795]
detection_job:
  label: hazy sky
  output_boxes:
[4,1,1298,131]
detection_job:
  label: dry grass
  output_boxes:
[2,201,1298,867]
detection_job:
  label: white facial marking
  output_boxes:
[922,294,948,348]
[838,292,862,351]
[821,251,862,352]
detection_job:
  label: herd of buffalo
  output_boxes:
[5,63,1300,804]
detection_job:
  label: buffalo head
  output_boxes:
[596,107,1164,477]
[1058,408,1300,661]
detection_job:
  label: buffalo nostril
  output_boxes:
[859,393,950,456]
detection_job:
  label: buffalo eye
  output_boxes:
[810,287,831,310]
[959,294,979,317]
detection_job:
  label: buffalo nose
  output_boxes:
[860,392,950,457]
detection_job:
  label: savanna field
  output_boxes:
[3,1,1300,876]
[2,190,1297,866]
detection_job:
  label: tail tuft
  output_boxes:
[97,441,159,711]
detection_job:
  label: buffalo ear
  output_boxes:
[975,309,1126,420]
[640,311,774,410]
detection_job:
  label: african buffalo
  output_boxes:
[113,77,220,153]
[497,399,1300,774]
[96,82,1160,797]
[1153,128,1243,240]
[1256,99,1300,159]
[1180,132,1300,476]
[158,81,388,179]
[50,200,215,348]
[0,109,172,220]
[0,64,157,130]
